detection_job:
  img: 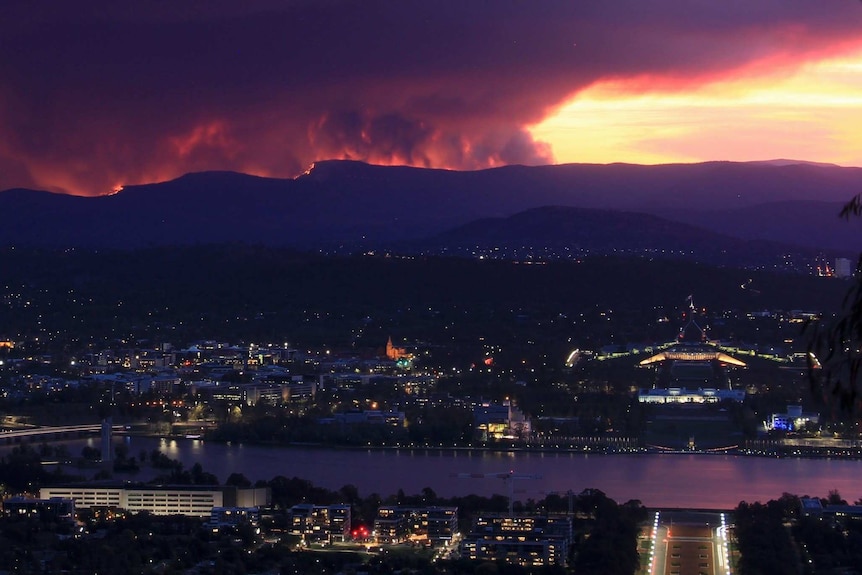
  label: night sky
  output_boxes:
[3,1,862,196]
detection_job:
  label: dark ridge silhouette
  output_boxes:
[412,206,832,265]
[666,200,859,253]
[1,160,860,255]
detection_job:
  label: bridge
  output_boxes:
[0,424,126,445]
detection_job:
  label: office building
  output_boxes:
[39,484,269,518]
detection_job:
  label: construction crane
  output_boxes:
[452,470,542,515]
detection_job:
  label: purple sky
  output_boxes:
[3,1,862,195]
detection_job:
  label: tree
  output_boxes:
[0,445,47,492]
[225,472,252,488]
[421,486,437,504]
[806,196,862,415]
[827,489,846,506]
[339,484,359,504]
[191,463,219,485]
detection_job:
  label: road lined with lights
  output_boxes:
[649,511,731,575]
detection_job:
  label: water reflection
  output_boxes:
[13,437,862,509]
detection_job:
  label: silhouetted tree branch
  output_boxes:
[806,196,862,415]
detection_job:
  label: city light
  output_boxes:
[649,511,660,574]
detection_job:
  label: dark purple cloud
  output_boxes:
[1,1,861,195]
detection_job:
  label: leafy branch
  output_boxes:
[806,195,862,415]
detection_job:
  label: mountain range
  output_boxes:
[1,160,861,261]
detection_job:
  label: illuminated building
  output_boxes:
[765,404,820,432]
[288,504,351,543]
[460,515,572,567]
[39,485,269,518]
[374,506,406,543]
[474,401,531,440]
[415,507,458,544]
[209,507,261,533]
[385,337,411,360]
[194,379,316,406]
[638,297,746,404]
[2,496,75,523]
[800,497,862,521]
[373,506,458,545]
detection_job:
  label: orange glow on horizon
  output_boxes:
[531,44,862,168]
[19,42,862,198]
[27,120,280,197]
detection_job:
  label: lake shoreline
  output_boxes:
[140,432,862,461]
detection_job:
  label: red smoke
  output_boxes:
[1,2,861,195]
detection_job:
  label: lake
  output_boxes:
[39,436,862,509]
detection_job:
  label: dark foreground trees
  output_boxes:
[735,495,800,575]
[571,491,646,575]
[0,472,650,575]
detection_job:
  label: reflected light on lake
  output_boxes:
[18,437,862,509]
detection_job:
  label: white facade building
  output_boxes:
[40,485,269,518]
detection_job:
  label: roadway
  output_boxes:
[650,511,731,575]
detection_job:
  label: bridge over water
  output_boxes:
[0,424,126,445]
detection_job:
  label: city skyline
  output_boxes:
[3,1,862,196]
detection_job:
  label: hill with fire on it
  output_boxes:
[1,160,861,260]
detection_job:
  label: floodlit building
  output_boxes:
[638,298,746,404]
[765,405,820,432]
[639,387,746,404]
[39,484,269,518]
[385,337,413,362]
